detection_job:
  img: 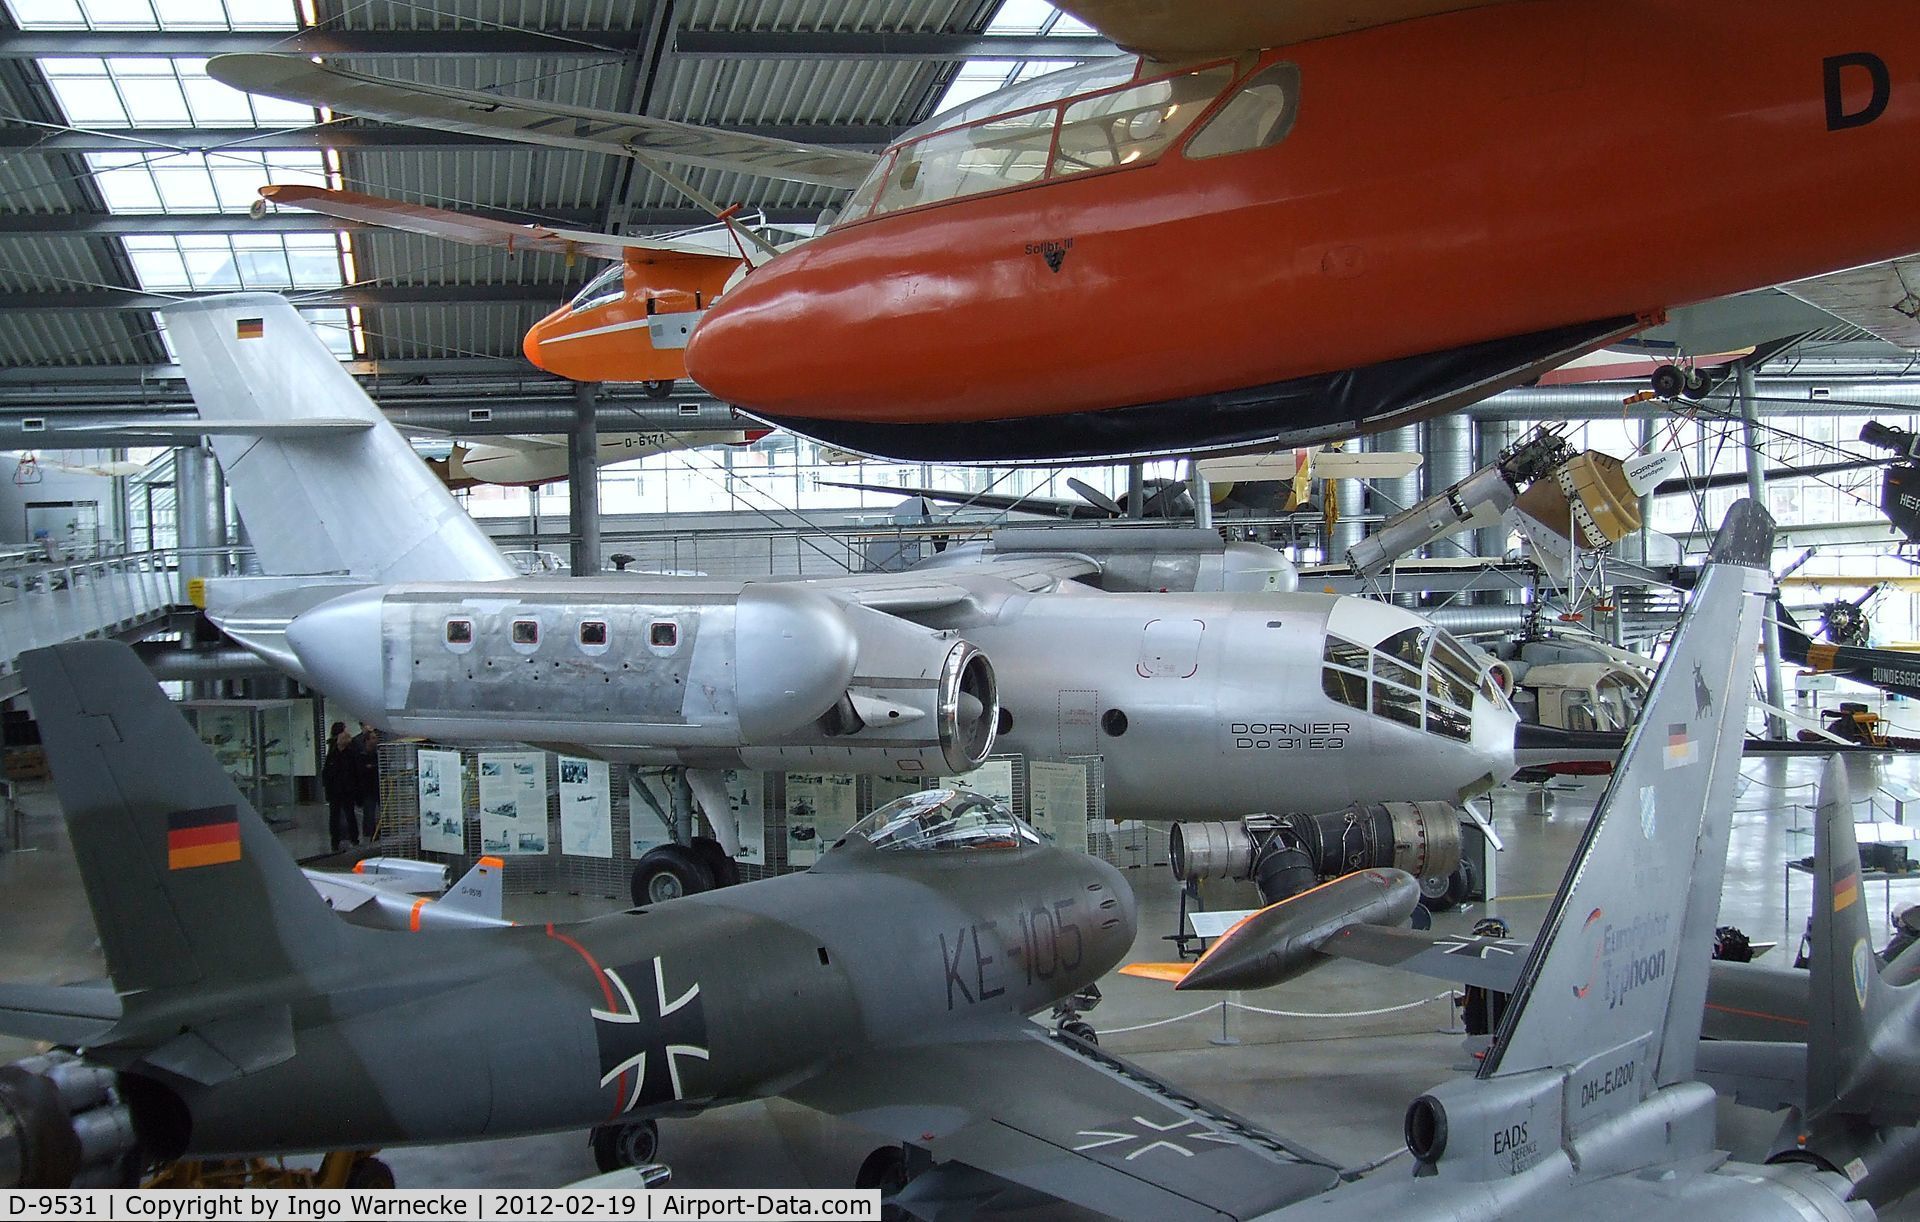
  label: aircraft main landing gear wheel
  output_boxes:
[343,1157,395,1190]
[591,1118,660,1173]
[643,380,674,399]
[856,1144,918,1219]
[631,844,714,905]
[1651,364,1687,401]
[1059,1020,1098,1045]
[688,836,741,888]
[1418,860,1475,912]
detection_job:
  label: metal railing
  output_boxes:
[0,548,208,700]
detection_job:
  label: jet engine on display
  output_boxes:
[1169,801,1466,908]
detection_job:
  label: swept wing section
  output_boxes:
[1782,259,1920,350]
[1322,923,1528,993]
[258,185,745,265]
[208,56,876,190]
[785,1021,1337,1221]
[1055,0,1517,60]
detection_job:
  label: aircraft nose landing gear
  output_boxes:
[590,1117,660,1174]
[1052,983,1102,1045]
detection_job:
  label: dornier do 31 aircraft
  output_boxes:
[213,0,1920,462]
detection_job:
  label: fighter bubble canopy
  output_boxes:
[845,788,1041,852]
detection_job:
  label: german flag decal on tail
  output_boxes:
[235,317,264,340]
[167,805,242,869]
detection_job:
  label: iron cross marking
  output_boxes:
[592,956,711,1114]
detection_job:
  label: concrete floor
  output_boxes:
[4,751,1920,1216]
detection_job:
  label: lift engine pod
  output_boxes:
[1169,802,1464,904]
[0,1053,141,1188]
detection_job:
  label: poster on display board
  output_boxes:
[784,773,857,866]
[417,748,465,854]
[871,775,927,813]
[940,758,1016,807]
[1027,760,1089,851]
[478,751,548,855]
[720,770,767,866]
[629,769,677,859]
[558,756,613,859]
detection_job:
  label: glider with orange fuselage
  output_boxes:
[216,0,1920,462]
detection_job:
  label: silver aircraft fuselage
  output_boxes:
[268,572,1516,822]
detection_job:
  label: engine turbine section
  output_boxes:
[1170,802,1465,905]
[0,1053,141,1188]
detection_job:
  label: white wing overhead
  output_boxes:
[207,55,878,190]
[1056,0,1520,60]
[1781,258,1920,351]
[258,186,748,264]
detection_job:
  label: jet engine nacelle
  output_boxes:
[285,584,998,775]
[0,1053,141,1188]
[1169,802,1464,902]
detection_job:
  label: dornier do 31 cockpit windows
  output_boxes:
[845,789,1042,853]
[1322,626,1501,742]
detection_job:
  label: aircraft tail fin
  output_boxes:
[18,640,360,1009]
[1806,755,1887,1118]
[1773,602,1818,669]
[437,855,505,921]
[163,294,516,584]
[1481,499,1773,1089]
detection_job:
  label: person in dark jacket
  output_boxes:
[350,722,382,842]
[322,721,358,852]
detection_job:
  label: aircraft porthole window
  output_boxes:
[510,619,540,655]
[578,620,609,655]
[1101,709,1129,737]
[649,621,679,649]
[444,618,474,655]
[1185,63,1302,161]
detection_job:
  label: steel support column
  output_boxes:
[1740,362,1788,739]
[569,382,602,576]
[1423,415,1475,559]
[1126,463,1144,518]
[1188,456,1212,531]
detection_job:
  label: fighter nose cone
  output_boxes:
[284,587,388,722]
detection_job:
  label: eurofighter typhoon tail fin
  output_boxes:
[14,642,363,1022]
[1481,499,1771,1089]
[164,294,515,584]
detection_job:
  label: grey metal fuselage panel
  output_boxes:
[143,841,1128,1157]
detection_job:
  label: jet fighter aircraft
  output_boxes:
[1695,757,1920,1210]
[169,294,1516,902]
[0,640,1366,1216]
[212,1,1920,461]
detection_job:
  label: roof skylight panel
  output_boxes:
[6,0,296,30]
[40,58,313,127]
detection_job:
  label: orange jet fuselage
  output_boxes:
[682,0,1920,461]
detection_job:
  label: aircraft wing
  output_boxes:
[208,56,876,190]
[1320,923,1529,993]
[259,186,744,265]
[785,1020,1339,1221]
[0,982,122,1045]
[1055,0,1518,60]
[1693,1040,1806,1113]
[1781,258,1920,350]
[301,869,378,913]
[817,478,1109,520]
